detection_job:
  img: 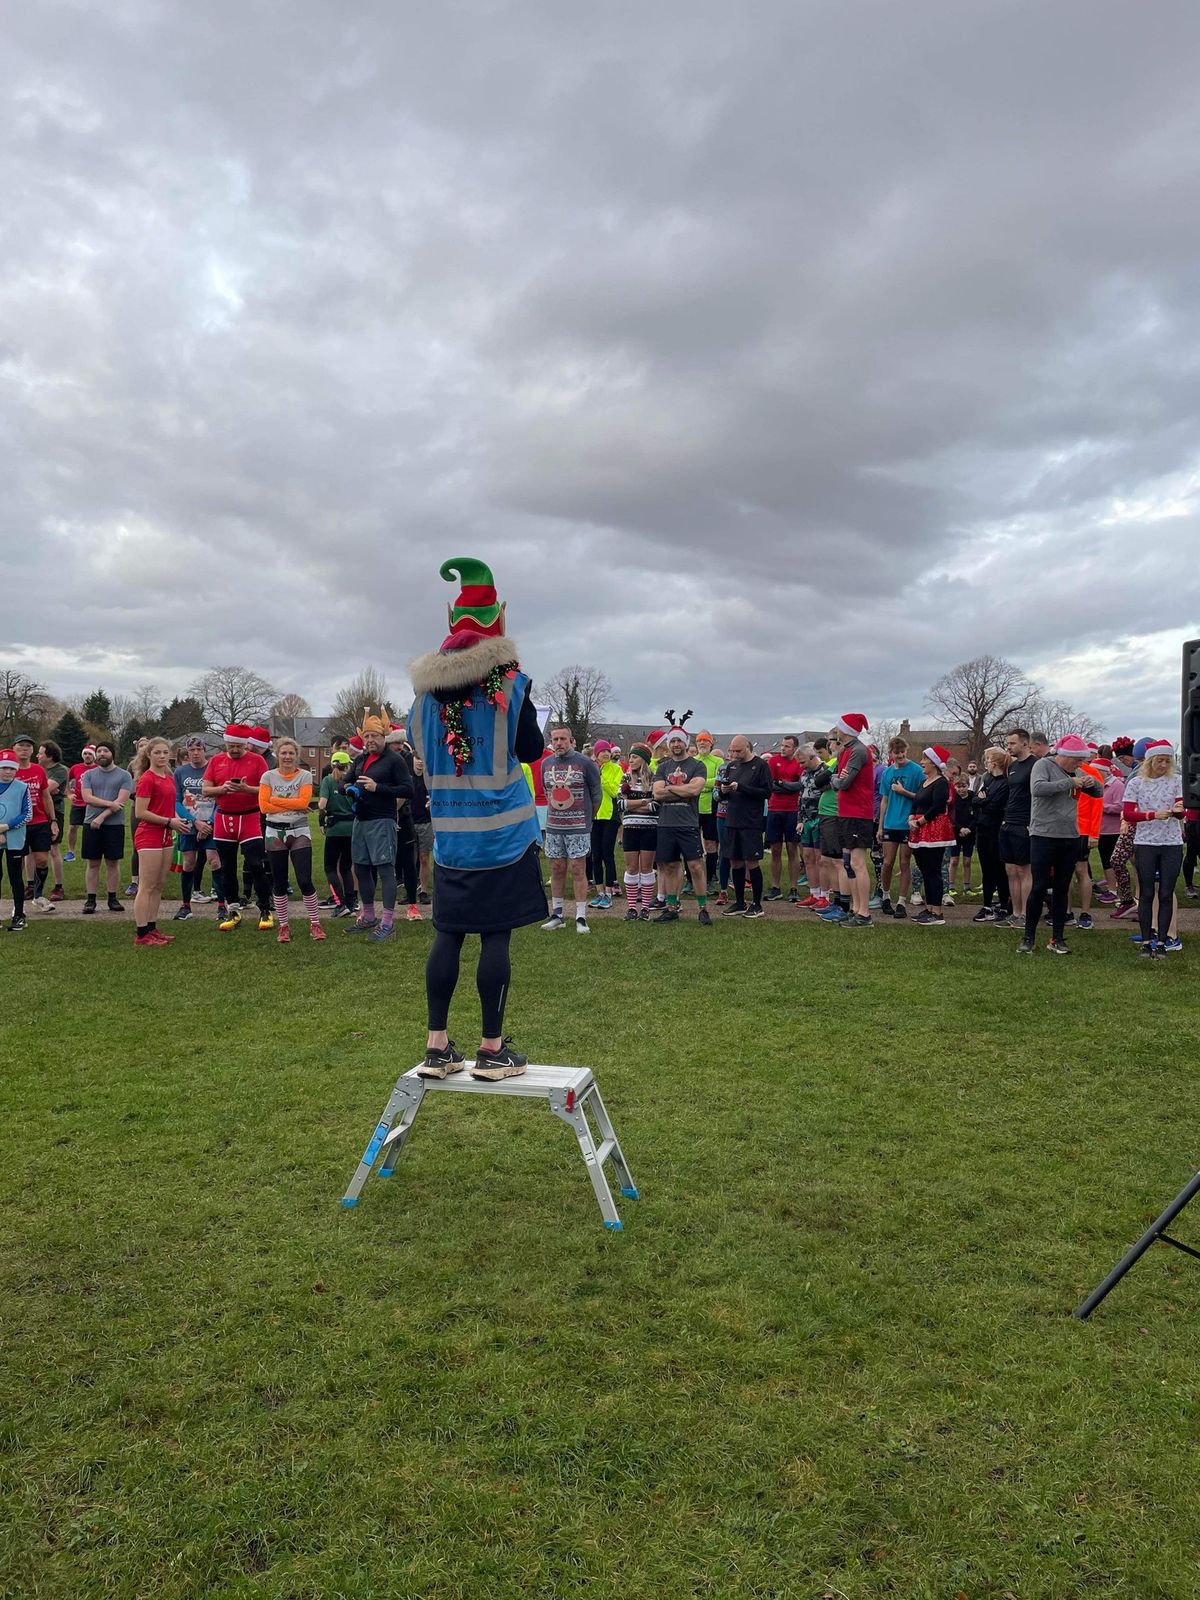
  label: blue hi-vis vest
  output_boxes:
[412,670,540,870]
[0,778,32,853]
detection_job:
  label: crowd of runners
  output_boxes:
[0,715,1194,958]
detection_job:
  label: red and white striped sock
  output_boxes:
[640,872,656,909]
[273,894,288,925]
[303,892,319,920]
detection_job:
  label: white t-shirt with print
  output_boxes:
[1123,774,1184,845]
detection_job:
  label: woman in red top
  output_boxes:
[133,738,186,946]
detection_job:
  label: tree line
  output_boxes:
[0,653,1100,767]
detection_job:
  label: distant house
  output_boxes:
[270,715,339,773]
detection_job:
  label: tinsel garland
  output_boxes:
[440,663,518,775]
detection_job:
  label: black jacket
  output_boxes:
[718,756,773,829]
[976,773,1008,830]
[348,748,414,821]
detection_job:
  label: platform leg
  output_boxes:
[549,1092,623,1229]
[585,1085,639,1201]
[341,1077,426,1208]
[1075,1169,1200,1318]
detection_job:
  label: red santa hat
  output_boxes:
[664,725,690,747]
[0,749,17,770]
[348,734,365,753]
[1141,738,1175,761]
[386,723,406,745]
[81,743,97,756]
[835,713,870,741]
[646,729,666,749]
[923,745,952,770]
[246,726,271,750]
[224,723,251,744]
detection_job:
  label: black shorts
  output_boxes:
[656,827,703,866]
[69,803,86,826]
[881,827,909,845]
[699,813,719,844]
[1097,834,1118,869]
[819,817,842,859]
[951,831,976,858]
[840,817,875,853]
[999,824,1030,867]
[81,824,126,862]
[24,822,52,854]
[765,812,798,845]
[1076,834,1092,865]
[622,826,657,856]
[721,824,764,863]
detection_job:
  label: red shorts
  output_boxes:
[213,811,263,846]
[133,824,173,852]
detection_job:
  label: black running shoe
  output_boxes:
[82,897,97,915]
[722,902,747,916]
[1016,936,1035,955]
[892,902,908,919]
[913,909,945,925]
[623,907,639,922]
[764,888,782,901]
[697,907,712,926]
[418,1042,466,1079]
[652,908,680,923]
[471,1039,528,1080]
[972,907,994,923]
[1047,939,1071,956]
[742,903,765,919]
[173,905,193,921]
[638,907,652,921]
[8,914,27,932]
[106,895,124,912]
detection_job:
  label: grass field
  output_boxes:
[3,876,1200,1598]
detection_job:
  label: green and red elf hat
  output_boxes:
[441,557,506,651]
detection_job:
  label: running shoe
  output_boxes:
[1140,940,1163,959]
[943,893,955,908]
[471,1039,528,1080]
[909,892,923,906]
[1162,936,1183,953]
[318,895,337,908]
[808,896,831,911]
[1016,936,1035,955]
[218,909,242,932]
[638,907,651,920]
[406,904,422,921]
[892,901,908,919]
[82,897,97,915]
[764,888,782,901]
[818,906,848,922]
[124,881,137,897]
[697,907,712,926]
[1110,901,1137,919]
[419,1042,466,1079]
[972,907,995,923]
[310,920,326,941]
[742,904,765,919]
[716,891,728,906]
[173,905,193,921]
[258,912,275,931]
[541,914,565,931]
[624,907,639,922]
[192,891,213,904]
[34,897,56,913]
[1076,913,1094,930]
[913,909,946,925]
[788,890,800,905]
[1093,888,1117,905]
[49,886,64,902]
[134,932,167,947]
[868,892,884,910]
[368,923,395,942]
[64,852,75,862]
[575,918,590,934]
[106,894,124,912]
[277,924,291,944]
[8,914,27,932]
[1185,886,1198,900]
[417,889,431,904]
[1047,939,1071,956]
[845,914,875,928]
[722,902,747,916]
[346,917,380,935]
[652,908,679,923]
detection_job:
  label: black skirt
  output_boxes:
[432,842,548,934]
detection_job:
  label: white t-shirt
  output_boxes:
[1123,773,1184,846]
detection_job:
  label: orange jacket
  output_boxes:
[1076,763,1104,838]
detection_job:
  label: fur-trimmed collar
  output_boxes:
[410,633,520,695]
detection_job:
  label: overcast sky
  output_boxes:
[4,0,1199,735]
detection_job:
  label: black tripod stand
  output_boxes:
[1075,1168,1200,1318]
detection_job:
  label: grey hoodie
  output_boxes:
[1029,756,1102,838]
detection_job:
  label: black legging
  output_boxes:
[395,809,419,905]
[1135,843,1183,943]
[426,929,512,1037]
[912,847,945,908]
[217,837,270,913]
[267,840,315,896]
[1184,820,1199,891]
[2,849,25,918]
[590,817,619,889]
[975,826,1010,911]
[323,834,356,907]
[1025,835,1077,942]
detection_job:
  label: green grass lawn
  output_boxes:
[3,903,1200,1598]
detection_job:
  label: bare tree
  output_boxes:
[871,717,901,753]
[190,666,278,728]
[534,666,613,748]
[0,669,48,740]
[1025,695,1102,744]
[270,691,313,719]
[926,655,1038,758]
[329,667,392,737]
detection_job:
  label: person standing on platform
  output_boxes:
[410,557,546,1081]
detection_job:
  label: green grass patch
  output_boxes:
[2,913,1199,1598]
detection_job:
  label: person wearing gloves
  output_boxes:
[829,713,876,928]
[906,746,956,925]
[714,735,773,918]
[0,750,33,931]
[1018,734,1103,956]
[764,735,804,901]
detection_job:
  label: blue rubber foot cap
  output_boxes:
[603,1219,624,1230]
[620,1187,640,1199]
[340,1196,359,1208]
[378,1169,394,1179]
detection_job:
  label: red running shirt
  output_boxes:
[69,762,92,805]
[134,771,178,850]
[203,751,267,814]
[17,762,52,823]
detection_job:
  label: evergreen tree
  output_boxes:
[51,709,88,764]
[81,689,112,729]
[159,696,205,740]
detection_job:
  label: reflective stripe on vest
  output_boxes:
[412,673,541,870]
